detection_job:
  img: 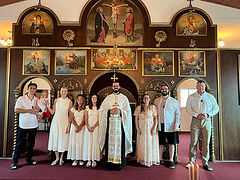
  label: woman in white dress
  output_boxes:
[47,87,72,166]
[134,94,160,167]
[83,95,100,168]
[67,95,86,166]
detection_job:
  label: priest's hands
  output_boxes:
[88,126,94,132]
[110,108,121,115]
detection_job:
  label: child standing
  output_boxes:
[67,95,86,166]
[83,95,101,168]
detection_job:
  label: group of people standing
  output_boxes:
[48,89,100,167]
[10,80,219,172]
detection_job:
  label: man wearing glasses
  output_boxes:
[154,84,181,169]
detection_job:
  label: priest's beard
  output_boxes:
[160,91,168,96]
[113,89,120,93]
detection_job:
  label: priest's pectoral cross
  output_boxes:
[111,70,119,108]
[112,93,119,108]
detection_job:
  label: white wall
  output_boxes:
[0,0,240,47]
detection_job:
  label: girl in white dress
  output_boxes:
[48,87,72,166]
[67,95,86,166]
[83,95,100,168]
[134,94,160,167]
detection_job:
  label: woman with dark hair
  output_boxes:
[82,95,100,168]
[67,95,86,166]
[134,94,160,167]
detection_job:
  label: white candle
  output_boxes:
[197,164,199,180]
[192,164,194,180]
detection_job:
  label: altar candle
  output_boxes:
[188,164,191,180]
[197,164,199,180]
[192,164,194,180]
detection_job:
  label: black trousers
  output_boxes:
[12,127,37,164]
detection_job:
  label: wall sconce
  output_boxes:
[0,37,12,46]
[218,39,225,47]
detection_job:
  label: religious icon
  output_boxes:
[123,7,134,43]
[22,11,54,34]
[102,0,128,38]
[176,12,207,36]
[30,15,46,33]
[142,51,174,76]
[90,7,109,43]
[23,50,50,75]
[178,51,206,77]
[87,0,143,46]
[55,50,87,75]
[91,48,137,70]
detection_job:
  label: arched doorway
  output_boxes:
[89,72,138,102]
[22,77,52,131]
[89,72,139,152]
[176,78,198,132]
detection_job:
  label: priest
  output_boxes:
[99,81,132,171]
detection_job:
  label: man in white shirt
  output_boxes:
[186,80,219,171]
[154,84,181,169]
[10,83,40,170]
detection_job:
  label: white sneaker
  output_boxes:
[92,161,97,168]
[72,160,78,166]
[51,160,59,166]
[86,161,91,167]
[79,161,84,166]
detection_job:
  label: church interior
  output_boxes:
[0,0,240,179]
